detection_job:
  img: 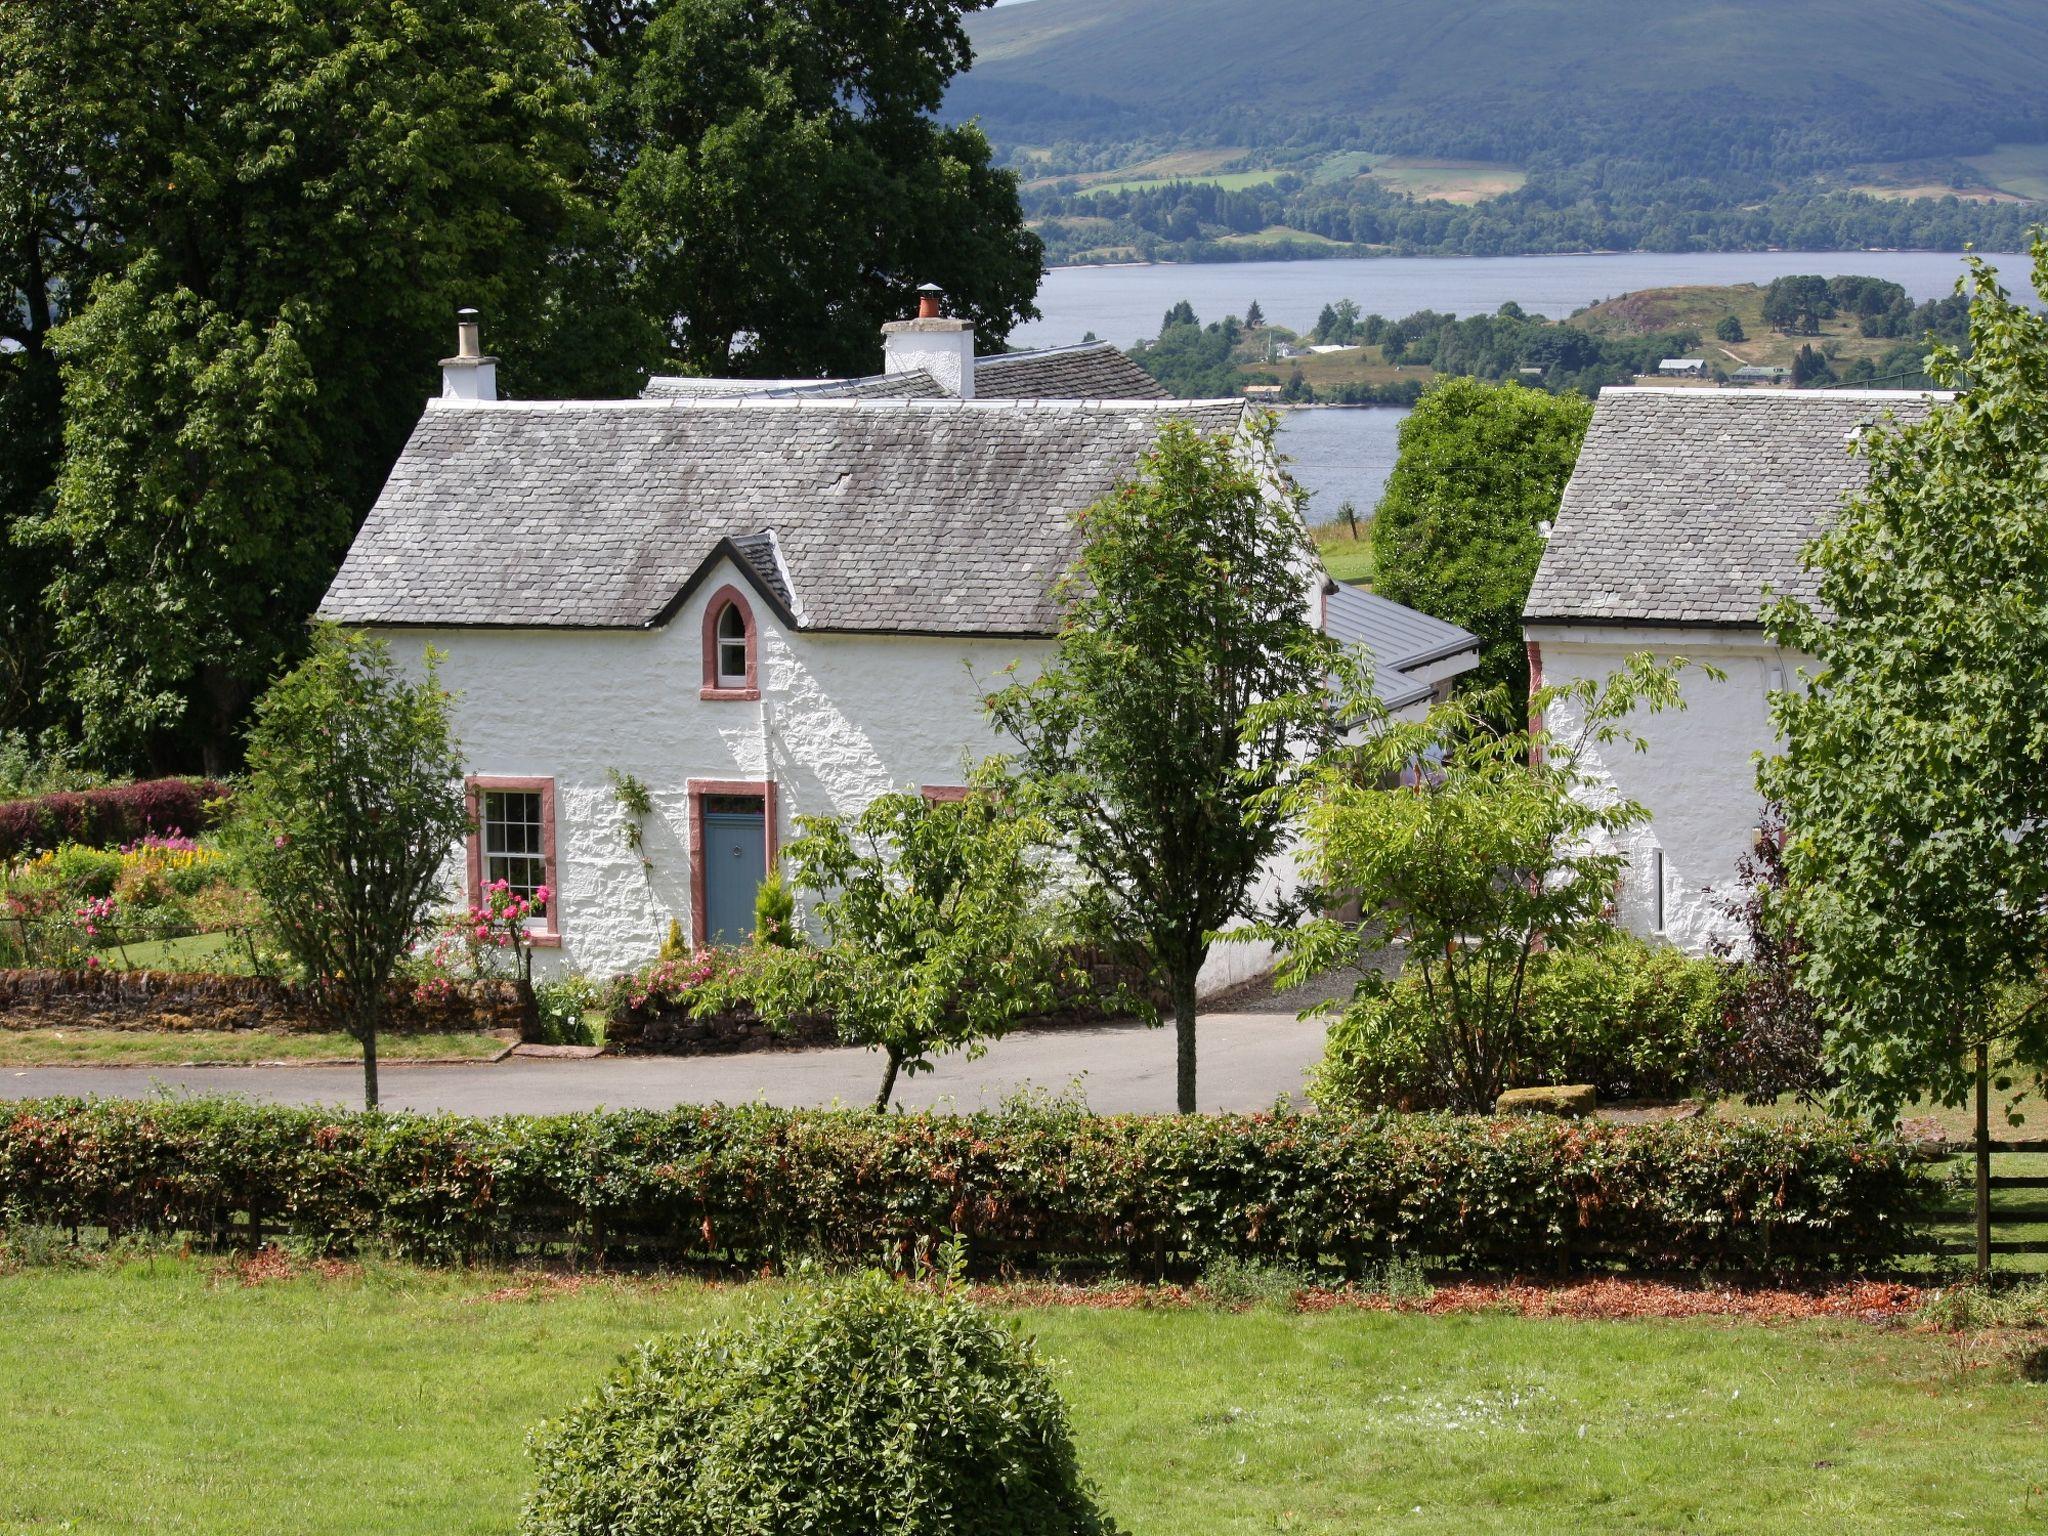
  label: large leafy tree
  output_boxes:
[611,0,1042,377]
[226,628,470,1109]
[987,417,1337,1113]
[6,0,589,768]
[1761,241,2048,1136]
[1371,377,1592,722]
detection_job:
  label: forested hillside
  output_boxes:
[951,0,2048,262]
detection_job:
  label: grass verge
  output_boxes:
[3,1255,2047,1534]
[1315,519,1376,584]
[0,1028,508,1066]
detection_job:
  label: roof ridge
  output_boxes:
[1600,385,1958,402]
[427,396,1244,413]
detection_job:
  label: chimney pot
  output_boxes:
[916,283,944,321]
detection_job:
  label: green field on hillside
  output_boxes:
[7,1256,2048,1535]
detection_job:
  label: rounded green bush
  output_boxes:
[521,1272,1118,1536]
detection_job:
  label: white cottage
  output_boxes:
[319,309,1477,986]
[1523,386,1947,952]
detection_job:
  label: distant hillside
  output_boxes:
[951,0,2048,262]
[956,0,2048,161]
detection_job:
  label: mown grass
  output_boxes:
[0,1028,507,1066]
[4,1255,2048,1534]
[1315,520,1376,584]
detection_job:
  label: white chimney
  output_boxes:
[440,307,497,402]
[881,284,974,399]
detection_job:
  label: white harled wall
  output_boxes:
[1527,624,1810,956]
[390,556,1291,993]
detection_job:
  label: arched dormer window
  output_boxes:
[701,585,759,701]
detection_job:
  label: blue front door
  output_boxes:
[702,798,767,945]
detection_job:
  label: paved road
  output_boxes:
[0,1011,1330,1115]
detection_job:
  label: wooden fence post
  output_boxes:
[1976,1040,1992,1282]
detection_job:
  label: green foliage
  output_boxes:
[24,262,349,765]
[658,918,688,962]
[1763,274,1837,335]
[0,1096,1932,1276]
[1762,238,2048,1124]
[1125,304,1245,396]
[1715,314,1746,343]
[221,627,469,1107]
[1199,1254,1304,1309]
[4,0,587,767]
[987,416,1338,1111]
[606,769,651,862]
[1312,935,1730,1113]
[611,0,1041,379]
[1371,377,1593,718]
[704,771,1066,1108]
[533,972,606,1048]
[751,869,797,949]
[48,846,121,899]
[521,1270,1116,1536]
[1270,656,1700,1113]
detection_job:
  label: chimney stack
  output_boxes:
[440,307,498,402]
[881,285,975,399]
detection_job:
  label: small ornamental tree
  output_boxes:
[1268,656,1696,1112]
[1761,242,2048,1243]
[986,416,1338,1113]
[225,626,469,1108]
[521,1268,1117,1536]
[707,769,1068,1109]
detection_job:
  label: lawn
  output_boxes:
[1314,520,1376,584]
[0,1027,508,1066]
[4,1256,2047,1534]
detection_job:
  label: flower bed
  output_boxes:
[0,779,227,859]
[0,1098,1933,1277]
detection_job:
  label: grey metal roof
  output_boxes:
[1325,582,1479,708]
[1524,387,1948,628]
[319,398,1249,634]
[638,342,1165,404]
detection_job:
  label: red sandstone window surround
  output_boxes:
[465,775,561,946]
[701,584,760,701]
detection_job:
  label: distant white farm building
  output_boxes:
[1732,364,1791,385]
[1523,387,1946,952]
[319,304,1476,985]
[1656,358,1708,378]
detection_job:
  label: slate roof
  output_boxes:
[637,342,1165,404]
[727,531,792,609]
[1324,582,1479,709]
[974,343,1168,401]
[1524,387,1949,628]
[318,398,1248,634]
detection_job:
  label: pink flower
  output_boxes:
[274,836,288,848]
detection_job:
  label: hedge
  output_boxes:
[0,1099,1933,1276]
[0,779,229,859]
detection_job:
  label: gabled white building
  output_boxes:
[319,307,1477,985]
[1523,386,1947,952]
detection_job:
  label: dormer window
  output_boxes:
[700,585,760,701]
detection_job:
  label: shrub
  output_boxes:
[1704,812,1831,1104]
[0,778,228,859]
[50,846,124,898]
[0,1097,1933,1276]
[1312,936,1731,1113]
[752,870,796,947]
[533,972,605,1047]
[521,1271,1117,1536]
[1521,936,1730,1099]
